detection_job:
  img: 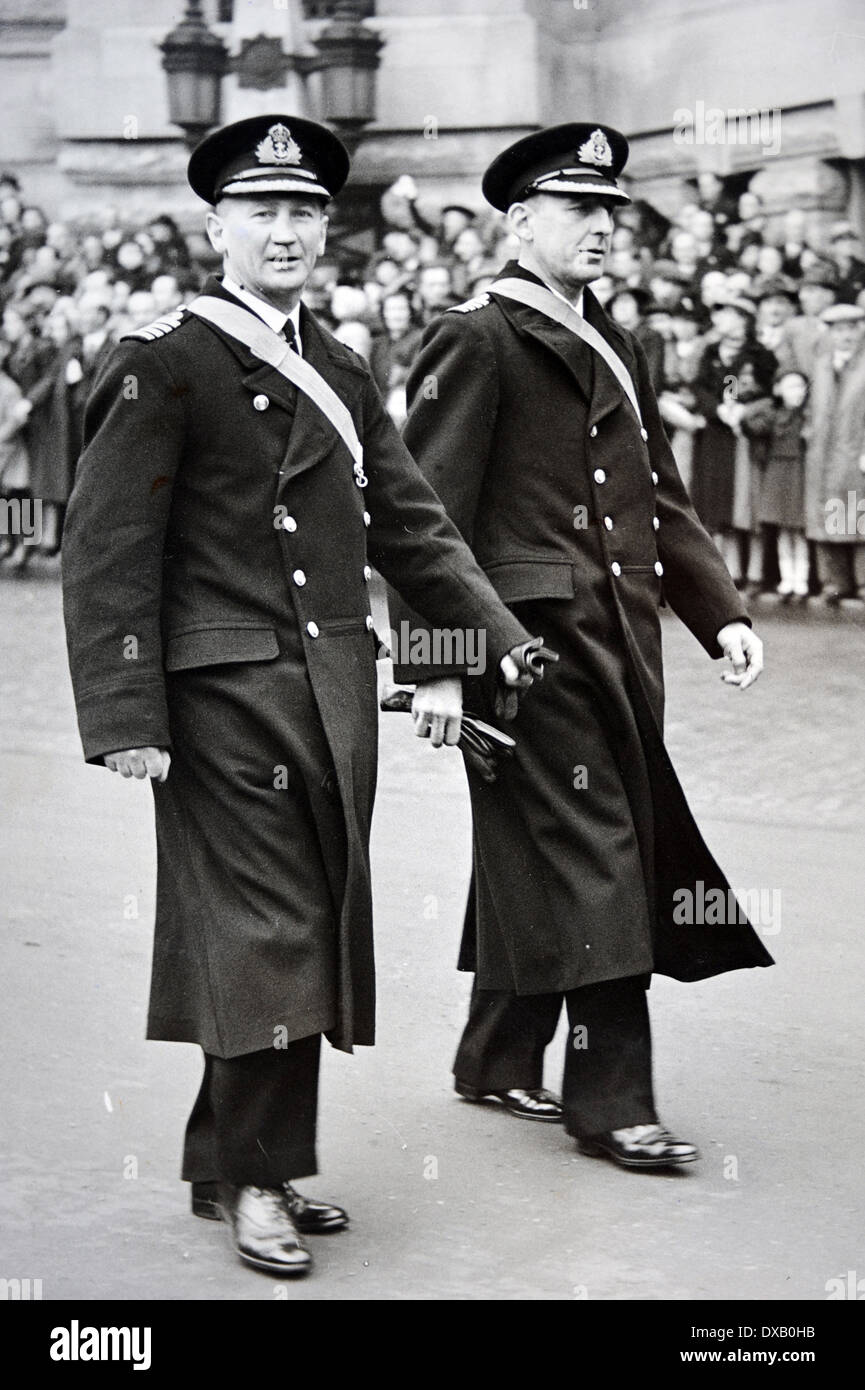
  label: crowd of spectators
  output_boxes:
[2,163,865,604]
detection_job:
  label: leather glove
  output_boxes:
[494,636,559,721]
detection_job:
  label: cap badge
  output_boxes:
[577,128,613,168]
[256,123,302,167]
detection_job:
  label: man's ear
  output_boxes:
[204,209,224,256]
[317,212,329,258]
[507,201,533,245]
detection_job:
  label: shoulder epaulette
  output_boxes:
[122,305,188,343]
[447,293,491,314]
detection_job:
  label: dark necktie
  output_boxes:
[282,320,300,354]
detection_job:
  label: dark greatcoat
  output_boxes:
[61,278,529,1058]
[690,336,777,532]
[390,263,774,993]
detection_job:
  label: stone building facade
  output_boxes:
[0,0,863,240]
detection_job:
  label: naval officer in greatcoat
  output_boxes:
[61,114,541,1276]
[393,123,773,1167]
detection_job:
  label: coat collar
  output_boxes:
[192,276,368,484]
[489,261,638,428]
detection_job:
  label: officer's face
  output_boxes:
[206,194,328,309]
[509,194,614,296]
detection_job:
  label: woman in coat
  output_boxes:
[804,304,865,602]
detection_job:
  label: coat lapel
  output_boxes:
[490,265,642,429]
[191,279,367,484]
[279,306,368,484]
[491,266,594,409]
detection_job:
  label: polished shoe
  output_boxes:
[578,1123,699,1169]
[455,1080,563,1122]
[193,1180,348,1232]
[218,1184,311,1275]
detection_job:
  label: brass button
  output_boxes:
[654,560,664,577]
[611,561,622,577]
[363,565,372,581]
[362,510,371,527]
[292,569,306,587]
[590,425,598,438]
[604,516,613,531]
[306,621,319,638]
[653,517,660,531]
[365,615,374,631]
[651,471,659,485]
[594,468,606,484]
[253,394,270,411]
[282,515,297,533]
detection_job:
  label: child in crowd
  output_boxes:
[745,368,811,602]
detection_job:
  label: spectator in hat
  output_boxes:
[690,297,777,586]
[743,368,811,602]
[805,303,865,603]
[774,262,838,376]
[753,274,799,353]
[830,222,865,304]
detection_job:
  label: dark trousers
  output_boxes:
[181,1034,321,1187]
[454,976,658,1137]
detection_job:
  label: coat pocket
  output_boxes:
[164,626,280,671]
[483,559,575,605]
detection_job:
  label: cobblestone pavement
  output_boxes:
[1,571,863,1301]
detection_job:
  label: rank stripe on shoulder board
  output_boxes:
[447,293,491,314]
[122,306,188,342]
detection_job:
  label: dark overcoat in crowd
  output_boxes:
[26,340,82,504]
[690,336,777,532]
[390,262,774,993]
[62,277,529,1058]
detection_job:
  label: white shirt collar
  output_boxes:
[544,280,585,317]
[222,275,302,349]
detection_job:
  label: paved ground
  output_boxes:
[1,569,864,1302]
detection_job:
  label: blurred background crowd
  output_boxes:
[2,163,865,604]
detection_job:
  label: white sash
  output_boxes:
[187,295,367,487]
[490,276,643,427]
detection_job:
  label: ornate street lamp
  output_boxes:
[314,1,384,144]
[159,1,229,150]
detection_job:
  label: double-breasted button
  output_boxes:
[292,569,306,587]
[362,510,371,527]
[589,425,598,438]
[640,427,649,441]
[306,621,319,638]
[363,565,372,581]
[365,615,374,631]
[651,470,659,485]
[604,516,614,531]
[594,468,606,484]
[282,515,297,533]
[611,561,622,577]
[653,516,660,531]
[253,394,270,411]
[654,560,664,577]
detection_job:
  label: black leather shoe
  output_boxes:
[578,1124,699,1169]
[217,1184,311,1275]
[193,1181,348,1232]
[455,1080,563,1122]
[283,1184,348,1232]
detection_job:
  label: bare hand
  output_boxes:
[717,623,763,690]
[104,746,171,781]
[411,678,462,747]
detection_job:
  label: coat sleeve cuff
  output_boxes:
[75,680,171,765]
